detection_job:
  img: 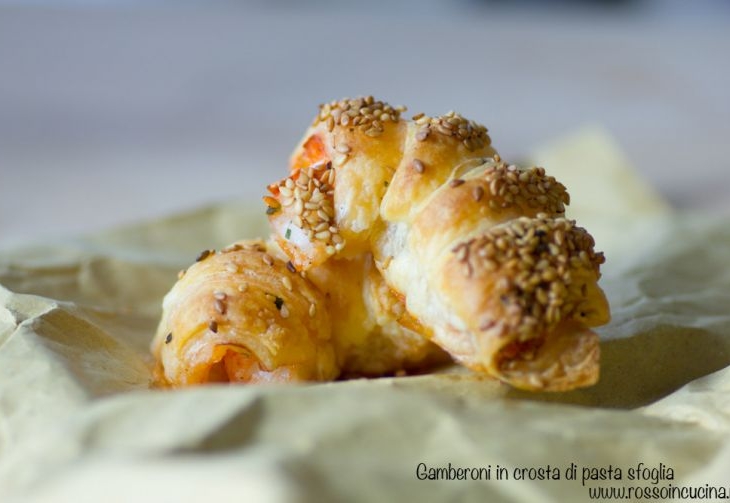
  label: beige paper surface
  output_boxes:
[2,132,730,502]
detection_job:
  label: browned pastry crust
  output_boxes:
[153,95,610,392]
[152,241,338,385]
[263,96,610,391]
[436,217,609,390]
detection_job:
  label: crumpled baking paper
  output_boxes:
[2,130,730,502]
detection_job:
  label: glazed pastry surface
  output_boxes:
[154,96,610,391]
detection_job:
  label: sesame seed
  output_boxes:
[222,244,243,253]
[209,321,218,333]
[282,276,293,291]
[449,179,465,188]
[412,158,425,174]
[165,333,172,344]
[472,185,484,202]
[238,283,248,292]
[262,254,274,266]
[177,269,186,279]
[225,263,238,273]
[309,303,316,317]
[310,189,324,202]
[335,143,351,154]
[214,298,227,315]
[437,125,453,136]
[280,304,290,319]
[213,291,227,300]
[286,260,297,273]
[195,249,211,262]
[263,196,280,210]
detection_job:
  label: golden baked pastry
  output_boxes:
[152,241,338,385]
[263,96,610,391]
[153,95,610,392]
[304,254,449,377]
[152,239,448,386]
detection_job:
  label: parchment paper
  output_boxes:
[2,131,729,502]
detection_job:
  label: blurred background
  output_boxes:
[1,0,728,249]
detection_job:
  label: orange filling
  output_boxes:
[498,337,544,366]
[292,134,327,172]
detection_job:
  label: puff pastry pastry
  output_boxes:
[265,97,609,391]
[154,96,610,391]
[152,241,338,385]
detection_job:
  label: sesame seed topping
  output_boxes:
[474,158,570,216]
[268,159,344,255]
[177,269,186,280]
[262,254,274,266]
[263,196,280,211]
[209,321,218,333]
[313,96,404,137]
[274,296,284,310]
[214,298,227,315]
[213,291,227,301]
[238,283,248,292]
[309,303,316,317]
[282,276,293,291]
[165,333,172,344]
[286,260,297,273]
[449,179,465,188]
[221,244,243,253]
[454,217,605,343]
[412,111,490,151]
[412,158,425,174]
[472,185,484,202]
[280,304,290,319]
[195,249,211,262]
